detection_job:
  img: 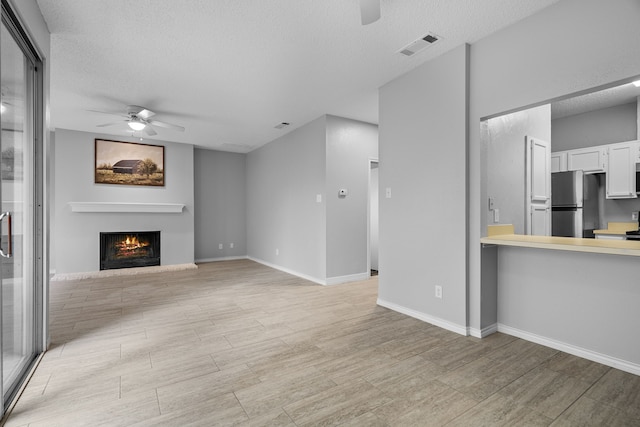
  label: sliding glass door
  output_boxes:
[1,2,43,414]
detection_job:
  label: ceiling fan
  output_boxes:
[359,0,381,25]
[92,105,185,136]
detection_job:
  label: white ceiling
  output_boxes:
[36,0,560,152]
[551,81,640,120]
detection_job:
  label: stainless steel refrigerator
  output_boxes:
[551,170,600,238]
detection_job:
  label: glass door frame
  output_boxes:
[0,0,45,415]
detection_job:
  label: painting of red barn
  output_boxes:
[95,139,164,186]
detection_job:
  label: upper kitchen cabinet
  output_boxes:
[551,151,568,173]
[606,140,638,199]
[567,146,607,173]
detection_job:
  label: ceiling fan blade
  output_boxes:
[359,0,380,25]
[360,0,380,25]
[88,109,128,118]
[137,109,156,120]
[96,121,123,127]
[148,119,185,132]
[144,125,157,136]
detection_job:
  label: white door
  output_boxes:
[368,161,379,273]
[1,10,43,413]
[525,136,551,235]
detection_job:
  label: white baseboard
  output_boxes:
[247,257,326,285]
[498,324,640,376]
[325,272,370,286]
[195,256,248,263]
[376,298,468,336]
[468,323,498,338]
[50,263,198,281]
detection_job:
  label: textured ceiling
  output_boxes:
[551,81,640,120]
[36,0,560,151]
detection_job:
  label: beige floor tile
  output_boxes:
[372,379,478,426]
[585,368,640,419]
[550,395,640,426]
[4,260,634,426]
[446,393,553,427]
[499,366,592,419]
[283,379,392,426]
[155,364,260,414]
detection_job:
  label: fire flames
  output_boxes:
[115,235,150,258]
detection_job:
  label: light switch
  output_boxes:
[385,188,391,198]
[489,197,495,210]
[316,194,322,203]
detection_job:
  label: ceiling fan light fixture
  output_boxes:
[128,119,146,131]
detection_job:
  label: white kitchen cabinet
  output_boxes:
[551,151,568,173]
[567,146,607,173]
[606,141,638,199]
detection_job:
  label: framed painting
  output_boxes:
[95,139,165,186]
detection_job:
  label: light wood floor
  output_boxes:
[4,259,640,426]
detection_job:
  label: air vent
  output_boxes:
[398,32,441,57]
[274,122,290,130]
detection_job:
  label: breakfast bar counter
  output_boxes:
[480,233,640,257]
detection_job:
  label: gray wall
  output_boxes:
[53,129,194,274]
[325,115,378,280]
[378,44,468,332]
[497,246,640,368]
[246,116,327,282]
[194,148,246,261]
[469,0,640,336]
[551,102,637,152]
[485,104,551,235]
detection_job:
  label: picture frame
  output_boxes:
[95,139,165,187]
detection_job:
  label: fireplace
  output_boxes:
[100,231,160,270]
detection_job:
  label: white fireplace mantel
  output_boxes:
[69,202,185,213]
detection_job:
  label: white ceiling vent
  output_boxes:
[398,32,441,57]
[274,122,290,130]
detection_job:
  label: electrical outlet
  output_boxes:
[435,285,442,299]
[218,244,223,250]
[229,243,234,249]
[632,211,639,221]
[275,248,279,256]
[493,208,500,223]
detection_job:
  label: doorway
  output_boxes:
[368,159,379,276]
[1,2,45,415]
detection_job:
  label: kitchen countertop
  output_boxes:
[480,233,640,257]
[593,222,638,236]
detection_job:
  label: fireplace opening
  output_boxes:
[100,231,160,270]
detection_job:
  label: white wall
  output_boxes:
[325,115,378,281]
[378,44,468,333]
[246,116,327,283]
[194,148,246,262]
[484,104,551,235]
[53,129,194,274]
[469,0,640,334]
[552,102,637,151]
